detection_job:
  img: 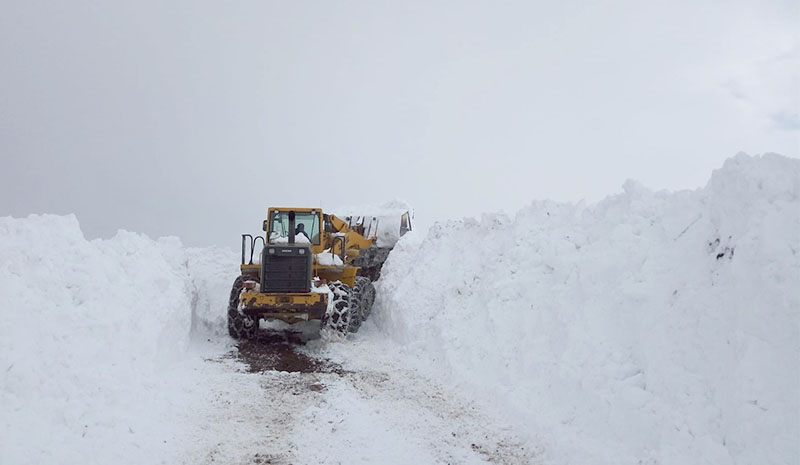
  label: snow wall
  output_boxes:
[0,214,235,464]
[375,153,799,465]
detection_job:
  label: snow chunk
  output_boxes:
[331,199,414,247]
[316,248,344,266]
[271,232,311,244]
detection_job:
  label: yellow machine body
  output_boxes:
[230,206,409,337]
[236,207,381,322]
[241,207,378,288]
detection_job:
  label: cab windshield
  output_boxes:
[268,211,321,245]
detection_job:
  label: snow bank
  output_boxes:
[375,153,800,465]
[0,214,235,464]
[186,246,240,337]
[332,199,414,247]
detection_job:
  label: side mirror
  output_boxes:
[262,220,268,232]
[400,212,412,236]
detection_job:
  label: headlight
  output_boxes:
[299,249,306,255]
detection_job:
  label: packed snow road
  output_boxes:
[190,326,541,465]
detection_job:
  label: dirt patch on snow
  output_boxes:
[236,338,344,375]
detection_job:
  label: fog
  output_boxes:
[1,0,797,247]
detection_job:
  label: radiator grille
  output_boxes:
[261,246,312,293]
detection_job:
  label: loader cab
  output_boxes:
[266,209,322,249]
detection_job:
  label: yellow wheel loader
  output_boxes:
[227,207,412,339]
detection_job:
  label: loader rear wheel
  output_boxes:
[358,277,376,319]
[227,276,258,340]
[322,281,352,337]
[349,276,376,332]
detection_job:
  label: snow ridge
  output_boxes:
[374,153,800,465]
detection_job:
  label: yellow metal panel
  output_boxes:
[267,207,318,214]
[240,264,260,274]
[240,292,325,308]
[315,265,358,288]
[239,291,328,324]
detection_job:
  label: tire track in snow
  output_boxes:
[299,335,542,465]
[191,333,541,464]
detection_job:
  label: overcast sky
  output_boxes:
[1,0,798,247]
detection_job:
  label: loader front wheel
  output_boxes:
[227,276,258,340]
[322,281,352,337]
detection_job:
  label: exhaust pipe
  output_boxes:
[288,211,296,244]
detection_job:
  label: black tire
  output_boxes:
[354,246,392,281]
[227,276,258,340]
[349,281,363,333]
[358,277,376,319]
[322,281,352,336]
[349,276,376,332]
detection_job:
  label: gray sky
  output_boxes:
[1,0,798,247]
